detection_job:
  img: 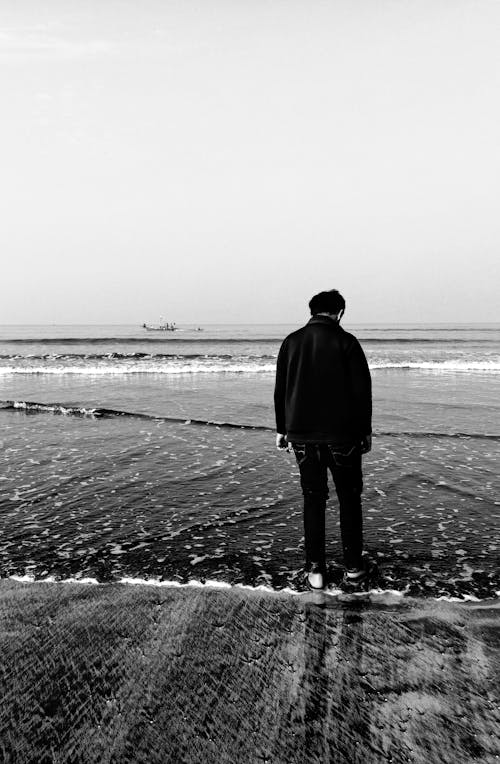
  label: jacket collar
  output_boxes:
[307,315,341,327]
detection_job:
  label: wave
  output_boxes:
[0,400,272,430]
[0,337,285,345]
[371,361,500,372]
[0,363,277,375]
[1,350,498,363]
[0,359,499,375]
[1,336,498,346]
[3,400,499,439]
[0,352,276,361]
[362,338,498,344]
[357,326,500,333]
[378,430,500,440]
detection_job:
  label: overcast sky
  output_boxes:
[1,0,499,324]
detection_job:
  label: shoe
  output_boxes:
[344,560,368,584]
[344,568,366,582]
[307,562,325,590]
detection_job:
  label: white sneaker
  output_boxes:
[307,563,325,590]
[344,566,367,583]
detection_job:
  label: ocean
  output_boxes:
[1,323,499,599]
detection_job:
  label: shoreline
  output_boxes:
[8,573,500,607]
[1,579,499,763]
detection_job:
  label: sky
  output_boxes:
[1,0,499,324]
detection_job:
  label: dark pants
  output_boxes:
[292,443,363,570]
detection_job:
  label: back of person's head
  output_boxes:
[309,289,346,316]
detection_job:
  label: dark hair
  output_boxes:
[308,289,346,316]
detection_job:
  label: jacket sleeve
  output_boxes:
[346,338,372,435]
[274,340,288,433]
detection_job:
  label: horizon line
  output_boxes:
[1,321,499,327]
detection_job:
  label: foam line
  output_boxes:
[0,364,277,375]
[435,594,481,603]
[1,361,500,374]
[7,575,499,605]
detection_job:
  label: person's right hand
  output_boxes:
[361,434,372,454]
[276,433,289,451]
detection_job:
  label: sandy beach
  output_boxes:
[0,580,498,763]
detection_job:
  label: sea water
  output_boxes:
[1,323,499,598]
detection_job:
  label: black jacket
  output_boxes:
[274,316,372,444]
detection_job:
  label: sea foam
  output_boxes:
[8,574,498,605]
[1,359,499,375]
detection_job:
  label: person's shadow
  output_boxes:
[302,595,370,761]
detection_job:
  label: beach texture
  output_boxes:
[0,580,499,763]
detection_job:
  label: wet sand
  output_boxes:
[0,580,499,763]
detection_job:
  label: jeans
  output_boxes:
[292,443,363,570]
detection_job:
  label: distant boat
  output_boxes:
[142,317,177,332]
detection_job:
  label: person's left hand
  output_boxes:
[361,434,372,454]
[276,433,290,451]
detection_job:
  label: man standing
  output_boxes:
[274,289,372,590]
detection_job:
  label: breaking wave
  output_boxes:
[371,360,500,372]
[0,359,499,375]
[0,362,276,374]
[0,352,275,361]
[2,400,499,439]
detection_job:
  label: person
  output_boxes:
[274,289,372,590]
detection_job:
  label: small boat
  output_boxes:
[142,317,177,332]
